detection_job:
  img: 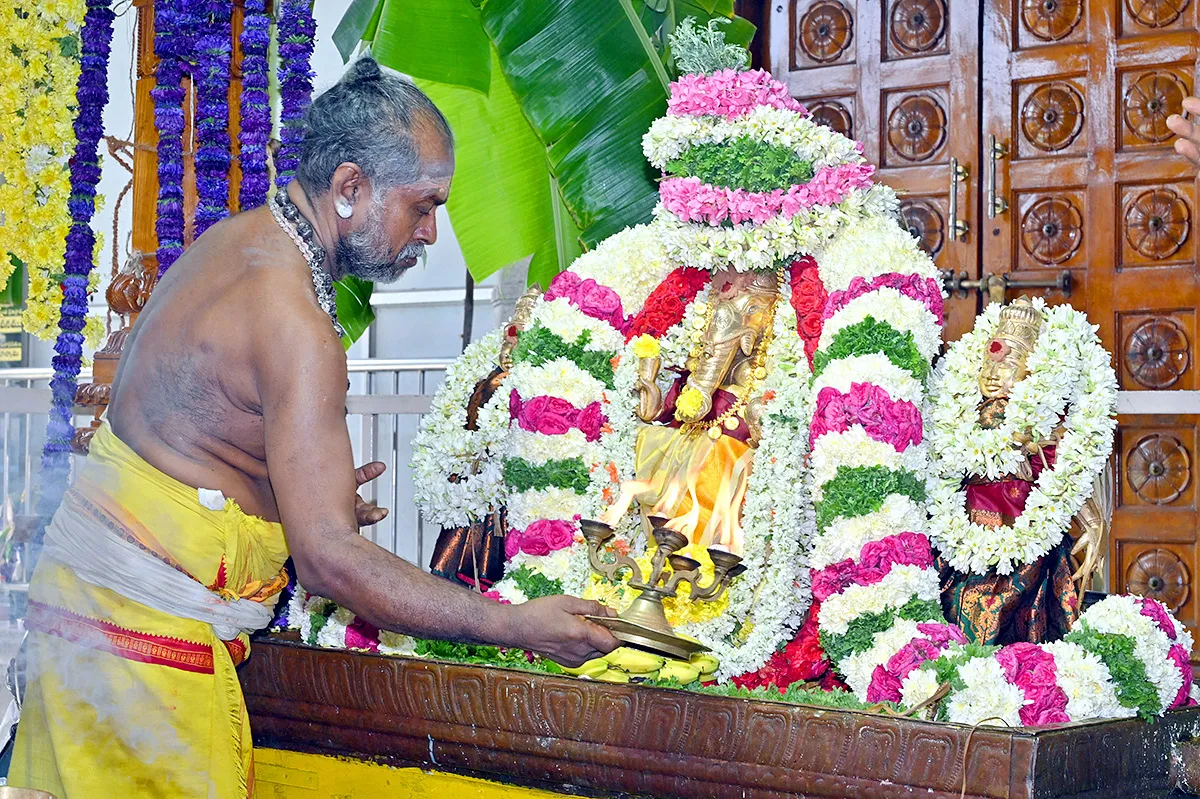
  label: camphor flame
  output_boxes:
[599,480,654,528]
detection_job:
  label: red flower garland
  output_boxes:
[788,256,827,365]
[732,603,835,692]
[624,267,712,342]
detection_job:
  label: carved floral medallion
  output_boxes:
[1125,188,1191,260]
[900,199,945,257]
[1021,82,1085,152]
[889,0,946,54]
[887,94,947,162]
[1020,196,1083,265]
[799,1,854,63]
[807,100,854,138]
[1125,0,1191,27]
[1124,317,1190,389]
[1021,0,1084,42]
[1125,548,1190,612]
[1123,71,1188,144]
[1127,433,1192,505]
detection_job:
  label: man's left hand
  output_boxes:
[355,461,389,526]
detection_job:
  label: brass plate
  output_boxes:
[584,615,710,660]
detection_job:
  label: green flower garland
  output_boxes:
[815,465,927,532]
[511,322,616,389]
[664,137,816,193]
[509,565,564,600]
[819,597,943,665]
[813,317,928,384]
[1065,623,1161,720]
[503,457,591,494]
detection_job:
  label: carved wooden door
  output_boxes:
[981,0,1200,646]
[766,0,982,340]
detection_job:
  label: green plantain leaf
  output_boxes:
[477,0,671,247]
[332,0,384,62]
[334,276,375,349]
[369,0,491,92]
[414,47,572,283]
[2,256,24,308]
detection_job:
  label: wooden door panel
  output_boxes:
[985,0,1200,653]
[770,0,981,341]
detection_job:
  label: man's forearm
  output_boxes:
[297,533,517,646]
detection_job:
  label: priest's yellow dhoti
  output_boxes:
[10,423,289,798]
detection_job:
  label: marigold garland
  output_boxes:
[0,1,90,341]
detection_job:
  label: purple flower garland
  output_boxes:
[193,0,233,237]
[152,0,188,277]
[39,0,116,508]
[238,0,272,209]
[275,0,317,189]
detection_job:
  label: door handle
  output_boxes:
[988,135,1009,218]
[949,158,969,241]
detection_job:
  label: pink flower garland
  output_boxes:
[659,163,876,227]
[1168,644,1196,708]
[824,273,945,325]
[810,383,924,453]
[667,69,806,119]
[866,623,966,703]
[811,533,935,602]
[1139,596,1177,640]
[505,518,578,559]
[509,390,606,441]
[996,643,1072,726]
[544,271,628,333]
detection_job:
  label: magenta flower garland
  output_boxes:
[40,0,116,508]
[274,0,316,190]
[238,0,272,209]
[193,0,233,237]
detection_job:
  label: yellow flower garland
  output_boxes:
[0,1,104,345]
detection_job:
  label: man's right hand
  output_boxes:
[505,595,620,667]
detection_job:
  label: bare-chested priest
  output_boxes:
[11,57,617,798]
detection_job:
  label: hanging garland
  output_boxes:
[39,0,115,504]
[192,0,233,237]
[926,299,1118,575]
[274,0,316,190]
[152,0,187,277]
[0,1,88,341]
[238,0,271,209]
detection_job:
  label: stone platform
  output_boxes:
[241,637,1200,798]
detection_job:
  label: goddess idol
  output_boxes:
[927,297,1116,645]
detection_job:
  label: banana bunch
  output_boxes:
[557,647,719,685]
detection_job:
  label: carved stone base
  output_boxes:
[241,638,1200,799]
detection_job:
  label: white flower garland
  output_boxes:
[410,329,510,528]
[653,184,899,275]
[812,353,926,407]
[568,223,677,313]
[1083,595,1189,712]
[945,654,1027,726]
[642,105,862,172]
[812,214,940,293]
[927,299,1118,574]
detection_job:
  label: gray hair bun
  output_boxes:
[346,56,384,83]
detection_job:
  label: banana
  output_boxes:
[557,658,609,678]
[659,660,702,684]
[690,653,720,676]
[595,669,631,684]
[605,647,666,675]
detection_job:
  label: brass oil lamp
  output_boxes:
[579,517,745,660]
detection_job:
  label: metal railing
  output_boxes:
[0,359,451,565]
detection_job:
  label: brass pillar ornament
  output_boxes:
[578,517,744,659]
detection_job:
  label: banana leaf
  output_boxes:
[338,0,753,283]
[334,276,375,349]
